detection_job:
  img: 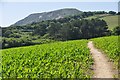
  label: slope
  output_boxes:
[85,14,118,30]
[13,8,82,26]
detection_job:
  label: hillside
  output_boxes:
[13,8,82,26]
[1,8,119,78]
[84,14,118,30]
[100,15,118,30]
[2,10,119,49]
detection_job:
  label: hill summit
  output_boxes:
[14,8,82,26]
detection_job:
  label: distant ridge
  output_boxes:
[13,8,82,26]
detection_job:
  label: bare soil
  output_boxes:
[88,41,117,78]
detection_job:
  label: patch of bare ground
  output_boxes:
[88,41,118,78]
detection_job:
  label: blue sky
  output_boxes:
[0,2,119,27]
[1,0,119,2]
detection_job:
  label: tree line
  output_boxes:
[33,18,110,40]
[2,11,120,49]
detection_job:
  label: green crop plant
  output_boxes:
[1,40,93,78]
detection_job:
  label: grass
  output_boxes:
[1,35,118,78]
[100,15,118,30]
[85,14,118,30]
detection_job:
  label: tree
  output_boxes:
[47,22,61,39]
[92,19,108,37]
[83,12,94,17]
[3,30,13,38]
[117,12,120,15]
[109,11,116,15]
[94,11,107,14]
[59,24,67,40]
[113,26,120,35]
[33,23,47,36]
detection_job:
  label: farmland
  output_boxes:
[0,4,119,79]
[1,36,119,78]
[92,36,119,68]
[1,40,93,78]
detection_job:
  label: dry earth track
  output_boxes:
[88,41,117,78]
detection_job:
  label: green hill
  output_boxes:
[100,15,118,30]
[85,14,118,30]
[2,11,119,49]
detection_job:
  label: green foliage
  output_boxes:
[100,15,118,30]
[2,37,32,49]
[45,18,108,40]
[1,40,93,78]
[2,37,55,49]
[85,15,118,30]
[113,26,120,35]
[32,22,48,36]
[2,11,111,49]
[9,33,21,38]
[92,36,119,67]
[108,11,116,15]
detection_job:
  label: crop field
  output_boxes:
[92,36,119,67]
[1,40,93,78]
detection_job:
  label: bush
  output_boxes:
[113,26,120,35]
[2,37,34,49]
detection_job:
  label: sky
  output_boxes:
[0,0,119,27]
[0,0,119,2]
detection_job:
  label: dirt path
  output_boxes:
[88,41,116,78]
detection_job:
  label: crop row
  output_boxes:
[1,40,93,78]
